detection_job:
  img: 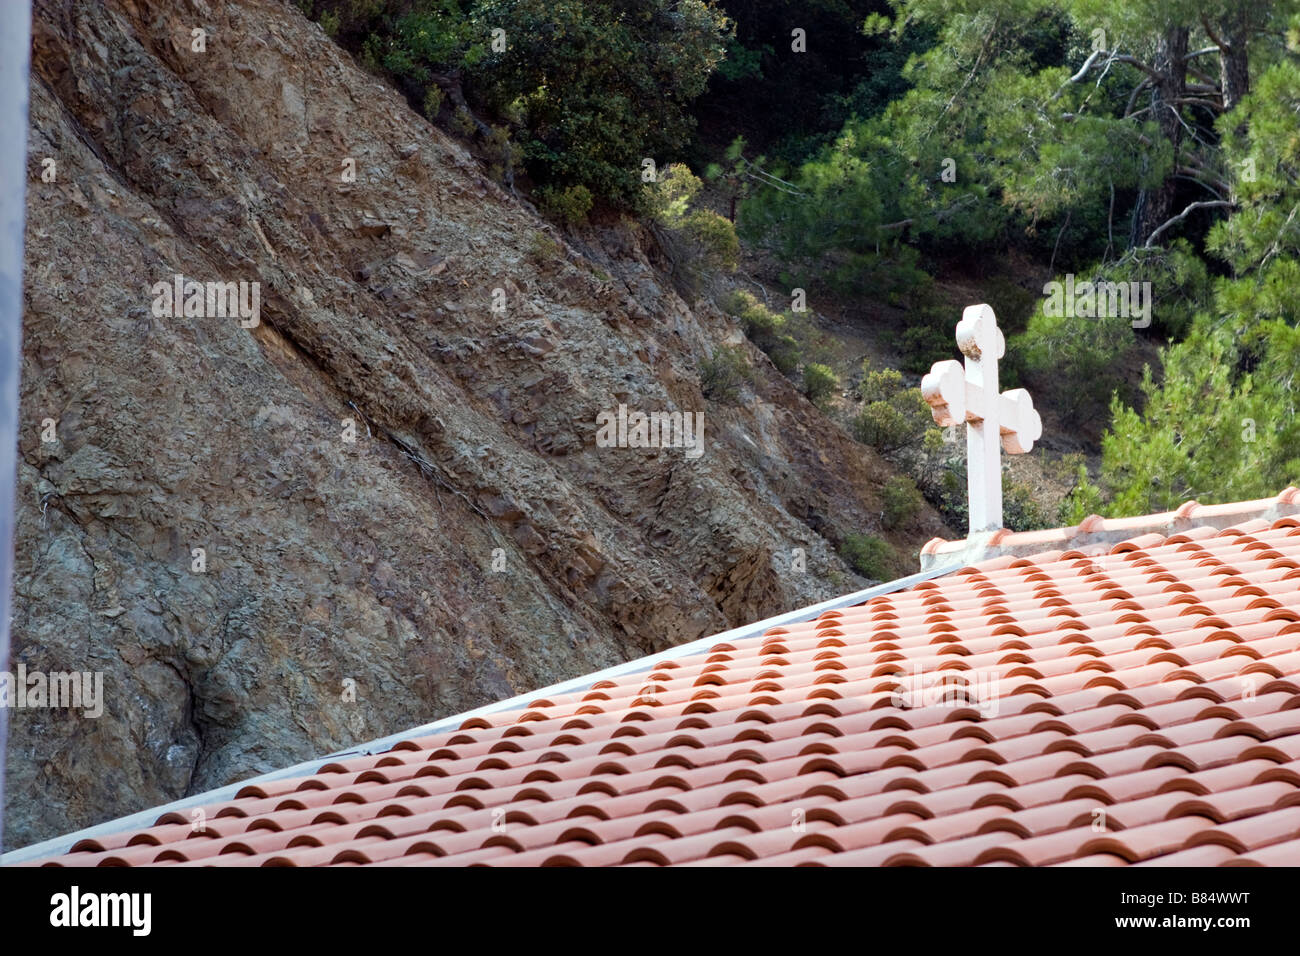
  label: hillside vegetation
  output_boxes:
[298,0,1300,523]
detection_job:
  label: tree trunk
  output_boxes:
[1217,11,1250,112]
[1137,27,1188,245]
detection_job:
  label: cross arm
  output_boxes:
[998,388,1042,454]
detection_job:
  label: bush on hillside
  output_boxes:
[1015,305,1135,426]
[537,184,593,226]
[852,388,932,455]
[841,533,901,581]
[722,289,803,376]
[647,164,741,275]
[882,475,924,529]
[699,345,752,403]
[802,363,839,405]
[858,367,903,404]
[470,0,731,205]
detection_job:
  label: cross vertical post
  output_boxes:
[965,316,1001,533]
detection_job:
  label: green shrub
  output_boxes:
[646,162,703,224]
[526,231,562,262]
[841,533,900,581]
[723,290,776,336]
[721,288,760,319]
[316,1,470,84]
[681,208,740,271]
[699,345,752,403]
[537,184,593,226]
[767,335,801,376]
[1004,480,1049,532]
[469,0,732,205]
[483,124,518,184]
[882,476,923,529]
[743,307,781,338]
[298,0,730,206]
[648,164,740,273]
[1016,302,1135,425]
[899,309,957,374]
[450,106,477,138]
[853,390,931,454]
[422,84,444,119]
[1095,323,1300,518]
[803,363,839,404]
[858,367,903,404]
[1058,463,1105,526]
[982,276,1038,337]
[722,290,803,375]
[854,401,910,452]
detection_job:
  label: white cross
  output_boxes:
[920,304,1042,535]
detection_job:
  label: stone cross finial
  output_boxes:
[921,304,1042,535]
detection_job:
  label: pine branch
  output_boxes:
[1143,199,1235,247]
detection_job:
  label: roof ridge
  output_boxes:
[921,487,1300,571]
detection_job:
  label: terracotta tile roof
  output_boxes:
[20,508,1300,866]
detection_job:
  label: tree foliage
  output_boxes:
[730,0,1300,512]
[297,0,731,205]
[1092,50,1300,512]
[470,0,731,204]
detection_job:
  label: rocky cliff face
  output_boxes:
[6,0,950,847]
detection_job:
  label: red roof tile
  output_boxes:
[19,508,1300,866]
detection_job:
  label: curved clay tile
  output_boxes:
[1185,806,1300,852]
[1077,815,1216,862]
[986,798,1106,839]
[1200,693,1292,723]
[1063,766,1183,804]
[1144,738,1243,772]
[1221,836,1300,865]
[886,804,1010,845]
[1171,782,1296,823]
[1050,852,1130,867]
[1131,718,1232,749]
[1091,790,1198,829]
[1220,712,1300,741]
[883,830,1020,866]
[1133,844,1241,866]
